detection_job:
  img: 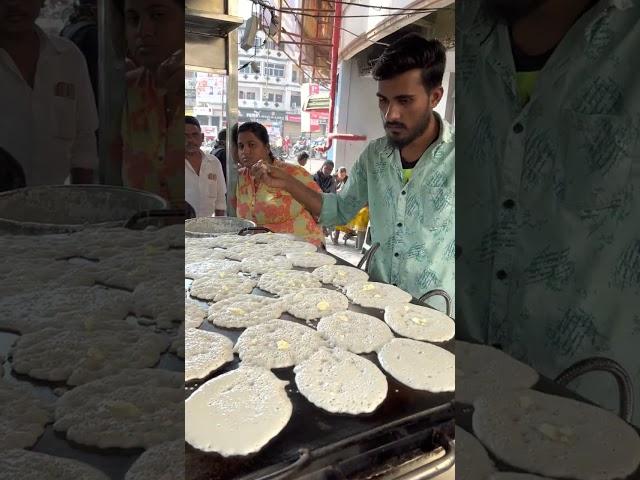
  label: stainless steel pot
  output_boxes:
[185,216,257,237]
[0,185,168,234]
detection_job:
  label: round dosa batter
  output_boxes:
[185,366,292,456]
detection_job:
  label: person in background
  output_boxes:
[0,0,97,186]
[60,0,98,107]
[232,122,324,246]
[117,0,184,206]
[297,151,309,169]
[313,160,337,194]
[252,34,455,300]
[283,135,291,157]
[211,128,227,182]
[334,166,349,191]
[184,116,226,217]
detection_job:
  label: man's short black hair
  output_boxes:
[185,116,201,130]
[217,129,227,142]
[297,151,309,162]
[372,33,446,92]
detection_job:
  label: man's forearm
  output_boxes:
[283,176,323,218]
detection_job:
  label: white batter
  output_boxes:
[345,281,412,310]
[294,347,388,414]
[316,311,394,354]
[185,366,292,456]
[311,264,369,288]
[185,329,234,381]
[384,303,455,343]
[207,294,284,329]
[257,270,321,296]
[378,338,454,392]
[281,287,349,320]
[473,389,640,480]
[54,369,183,449]
[455,341,539,405]
[234,319,327,368]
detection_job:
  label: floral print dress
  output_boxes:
[233,161,325,246]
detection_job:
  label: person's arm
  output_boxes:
[253,161,323,217]
[253,150,368,225]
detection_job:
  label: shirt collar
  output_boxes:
[35,26,64,55]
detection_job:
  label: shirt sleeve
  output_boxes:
[69,46,99,171]
[213,155,227,211]
[319,147,369,227]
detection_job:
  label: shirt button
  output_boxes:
[513,123,524,134]
[401,190,406,195]
[496,270,508,280]
[397,222,403,228]
[394,252,400,258]
[502,199,515,209]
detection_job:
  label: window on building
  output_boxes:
[291,69,298,83]
[265,62,285,78]
[290,95,301,109]
[239,91,245,99]
[275,94,283,103]
[246,92,256,100]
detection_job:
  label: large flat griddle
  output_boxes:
[0,222,184,480]
[454,339,640,480]
[185,251,455,479]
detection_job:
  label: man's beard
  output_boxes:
[483,0,546,22]
[384,111,431,149]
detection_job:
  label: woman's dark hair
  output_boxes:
[238,122,275,161]
[185,116,201,130]
[372,33,446,92]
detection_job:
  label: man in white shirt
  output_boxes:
[185,116,226,217]
[0,0,98,186]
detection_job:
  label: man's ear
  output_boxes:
[430,86,444,108]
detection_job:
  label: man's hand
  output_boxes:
[251,160,290,189]
[156,49,184,96]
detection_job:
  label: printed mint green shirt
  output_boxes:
[319,114,455,303]
[457,0,640,425]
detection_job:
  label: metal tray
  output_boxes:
[184,251,455,479]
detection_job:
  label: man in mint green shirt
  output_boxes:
[253,33,455,303]
[457,0,640,425]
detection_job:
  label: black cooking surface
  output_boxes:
[454,340,640,480]
[184,253,455,480]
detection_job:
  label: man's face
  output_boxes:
[125,0,184,69]
[322,164,333,176]
[484,0,546,22]
[185,124,203,154]
[377,69,442,149]
[298,157,307,167]
[0,0,42,34]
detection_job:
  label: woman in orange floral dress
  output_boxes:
[231,122,324,246]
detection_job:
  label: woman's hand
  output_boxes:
[251,160,289,189]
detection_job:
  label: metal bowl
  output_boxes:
[0,185,168,234]
[185,217,257,237]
